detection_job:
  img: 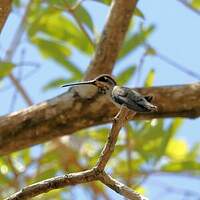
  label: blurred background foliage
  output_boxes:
[0,0,200,199]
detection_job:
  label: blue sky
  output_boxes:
[1,0,200,199]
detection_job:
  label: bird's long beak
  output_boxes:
[61,80,96,87]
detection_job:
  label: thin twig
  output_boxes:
[145,44,200,80]
[125,125,133,187]
[5,157,20,190]
[61,2,95,48]
[8,74,33,106]
[99,172,148,200]
[6,107,147,200]
[4,0,33,106]
[157,52,200,80]
[135,51,147,87]
[6,169,98,200]
[96,106,132,171]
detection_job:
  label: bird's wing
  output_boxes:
[144,95,153,102]
[112,87,156,112]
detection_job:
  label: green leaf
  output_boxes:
[100,0,112,5]
[134,8,145,19]
[62,60,83,78]
[12,149,31,166]
[35,168,57,182]
[0,173,10,185]
[0,62,15,79]
[134,120,164,161]
[144,69,155,87]
[116,65,136,85]
[74,5,94,32]
[166,139,188,161]
[137,120,164,142]
[31,37,71,64]
[157,118,183,159]
[191,0,200,10]
[167,118,183,136]
[88,127,109,143]
[28,10,94,55]
[187,143,200,160]
[119,25,155,60]
[162,161,200,172]
[48,0,94,32]
[13,0,21,7]
[145,46,157,56]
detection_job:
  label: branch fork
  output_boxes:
[6,107,147,200]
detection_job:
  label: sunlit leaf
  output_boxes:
[162,161,200,172]
[145,46,157,56]
[28,10,94,55]
[167,118,183,136]
[187,143,200,160]
[0,62,15,79]
[31,37,70,58]
[31,37,71,64]
[131,120,164,161]
[166,139,188,161]
[191,0,200,10]
[134,8,145,19]
[100,0,112,5]
[157,118,183,159]
[137,120,164,142]
[113,158,145,176]
[74,5,94,32]
[88,128,109,142]
[116,65,136,85]
[135,186,146,195]
[49,0,94,32]
[35,167,57,182]
[12,149,31,167]
[144,69,155,87]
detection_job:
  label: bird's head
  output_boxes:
[62,74,116,92]
[93,74,116,90]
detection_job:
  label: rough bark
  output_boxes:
[85,0,138,80]
[0,83,200,155]
[0,0,12,33]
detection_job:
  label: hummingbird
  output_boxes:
[62,74,157,113]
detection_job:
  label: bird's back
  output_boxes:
[112,86,157,112]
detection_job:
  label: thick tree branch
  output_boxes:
[0,83,200,155]
[7,106,146,200]
[0,0,12,33]
[84,0,138,80]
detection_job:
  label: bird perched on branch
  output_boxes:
[62,74,157,113]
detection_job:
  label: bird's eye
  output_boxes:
[97,76,109,82]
